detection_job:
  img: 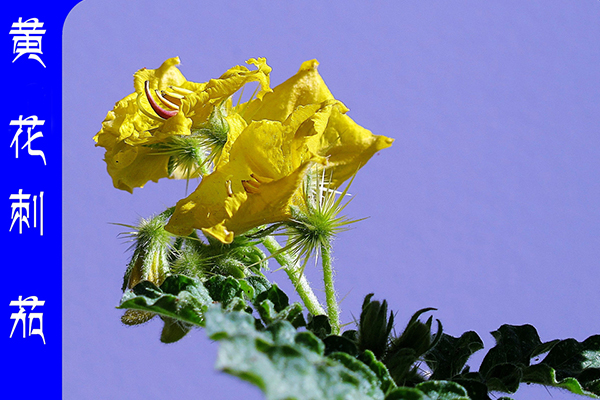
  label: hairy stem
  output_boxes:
[321,242,340,335]
[262,236,325,316]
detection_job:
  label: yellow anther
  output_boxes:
[242,180,260,194]
[155,90,180,110]
[245,179,261,189]
[225,180,233,197]
[168,85,194,95]
[250,173,273,184]
[163,90,185,100]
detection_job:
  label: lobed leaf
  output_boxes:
[118,275,212,326]
[205,305,387,400]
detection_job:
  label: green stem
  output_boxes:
[321,242,340,335]
[262,236,325,316]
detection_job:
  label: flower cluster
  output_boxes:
[94,57,271,192]
[95,57,392,243]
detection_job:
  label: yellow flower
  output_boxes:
[94,57,272,193]
[237,59,392,187]
[165,60,393,243]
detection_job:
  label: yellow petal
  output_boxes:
[94,93,157,149]
[238,59,348,123]
[95,57,271,191]
[307,107,394,188]
[133,57,187,93]
[164,105,329,241]
[181,58,272,125]
[214,113,248,167]
[104,142,170,193]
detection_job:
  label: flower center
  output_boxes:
[143,81,193,119]
[241,173,273,194]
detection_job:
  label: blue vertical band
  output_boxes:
[3,2,81,398]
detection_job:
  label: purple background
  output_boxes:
[63,1,600,399]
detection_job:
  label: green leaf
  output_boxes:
[384,381,470,400]
[257,300,306,328]
[160,316,192,343]
[329,351,387,399]
[541,335,600,379]
[360,350,397,395]
[452,377,490,400]
[254,283,289,312]
[118,275,212,327]
[205,305,386,400]
[523,364,599,397]
[484,363,522,393]
[385,308,441,386]
[479,324,542,377]
[204,275,244,306]
[244,275,272,300]
[324,335,359,357]
[307,314,332,340]
[427,331,484,380]
[522,334,600,397]
[416,381,471,400]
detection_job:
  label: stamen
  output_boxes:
[245,179,261,189]
[168,85,193,95]
[163,90,185,100]
[161,90,183,106]
[136,92,164,122]
[250,173,273,184]
[225,180,233,197]
[144,81,177,119]
[155,90,180,110]
[242,180,260,194]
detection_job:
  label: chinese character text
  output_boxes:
[9,296,46,344]
[9,18,46,68]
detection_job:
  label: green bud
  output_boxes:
[191,102,230,163]
[121,212,173,291]
[358,293,394,359]
[383,308,442,386]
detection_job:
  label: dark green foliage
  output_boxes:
[159,316,192,343]
[359,294,395,359]
[254,283,289,312]
[204,275,244,306]
[205,306,388,400]
[324,335,359,357]
[256,300,306,328]
[479,324,542,376]
[360,350,397,395]
[427,323,600,399]
[427,331,484,380]
[384,308,442,387]
[307,314,332,339]
[384,381,470,400]
[171,232,268,279]
[118,275,212,327]
[118,277,600,400]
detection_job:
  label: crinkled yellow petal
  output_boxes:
[209,162,313,242]
[215,58,272,100]
[133,57,187,93]
[181,58,272,126]
[145,111,193,144]
[214,113,248,168]
[238,59,348,123]
[104,142,170,193]
[164,104,333,241]
[307,108,394,188]
[93,93,157,149]
[95,57,272,192]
